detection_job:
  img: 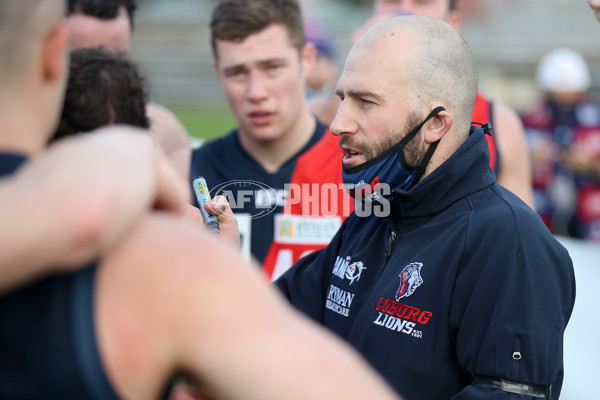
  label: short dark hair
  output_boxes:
[66,0,137,29]
[52,48,149,142]
[210,0,305,58]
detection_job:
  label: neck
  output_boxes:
[239,108,317,173]
[0,97,50,155]
[421,127,464,181]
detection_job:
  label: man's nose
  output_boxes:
[330,100,358,137]
[246,71,268,102]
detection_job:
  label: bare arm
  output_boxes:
[147,103,191,179]
[96,213,401,400]
[0,127,188,293]
[493,102,535,209]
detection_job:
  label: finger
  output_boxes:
[204,195,236,221]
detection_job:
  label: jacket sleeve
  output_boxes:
[274,219,348,323]
[450,204,576,400]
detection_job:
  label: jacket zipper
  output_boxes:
[385,231,397,258]
[345,227,398,339]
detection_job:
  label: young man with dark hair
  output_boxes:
[191,0,352,279]
[65,0,192,178]
[53,47,149,142]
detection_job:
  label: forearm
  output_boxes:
[0,169,118,293]
[0,178,64,292]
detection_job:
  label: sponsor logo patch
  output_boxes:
[332,256,366,285]
[274,214,342,245]
[325,285,356,317]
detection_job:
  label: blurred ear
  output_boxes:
[424,106,453,144]
[447,10,462,31]
[301,43,317,78]
[42,23,68,84]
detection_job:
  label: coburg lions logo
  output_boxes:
[395,262,423,301]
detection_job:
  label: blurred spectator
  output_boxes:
[588,0,600,21]
[304,16,340,124]
[522,48,600,241]
[52,48,149,142]
[66,0,191,178]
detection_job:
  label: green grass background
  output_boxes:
[169,106,237,141]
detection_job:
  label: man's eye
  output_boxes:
[265,64,285,73]
[225,70,245,77]
[360,98,374,106]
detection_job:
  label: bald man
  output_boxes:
[329,0,534,209]
[0,1,404,399]
[276,15,575,400]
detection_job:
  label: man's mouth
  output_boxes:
[248,111,275,126]
[341,145,365,167]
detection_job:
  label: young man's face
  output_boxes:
[374,0,458,28]
[214,24,311,144]
[331,38,426,168]
[66,6,132,53]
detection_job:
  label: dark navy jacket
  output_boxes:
[276,127,576,399]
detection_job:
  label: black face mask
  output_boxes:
[342,106,446,199]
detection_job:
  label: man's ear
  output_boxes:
[447,10,462,31]
[42,22,68,83]
[301,42,317,77]
[424,106,453,144]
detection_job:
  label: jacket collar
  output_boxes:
[390,126,496,219]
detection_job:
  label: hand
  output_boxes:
[182,195,241,250]
[205,195,241,250]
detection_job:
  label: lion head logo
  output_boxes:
[395,262,423,301]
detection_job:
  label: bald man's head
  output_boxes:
[352,15,477,132]
[0,0,65,83]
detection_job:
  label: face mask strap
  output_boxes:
[344,106,446,174]
[413,140,440,183]
[397,106,445,168]
[397,106,446,150]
